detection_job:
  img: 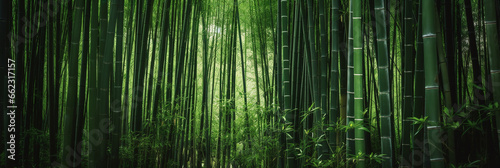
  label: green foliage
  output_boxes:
[449,160,481,168]
[4,0,500,167]
[409,116,428,135]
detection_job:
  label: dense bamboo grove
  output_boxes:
[1,0,500,167]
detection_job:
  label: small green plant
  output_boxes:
[409,116,428,135]
[449,160,481,168]
[339,121,370,133]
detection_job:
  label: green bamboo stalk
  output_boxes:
[422,0,445,167]
[62,0,84,166]
[165,2,179,163]
[111,0,124,166]
[318,0,330,160]
[122,0,136,137]
[353,0,365,167]
[235,2,252,166]
[304,0,323,163]
[402,0,415,166]
[146,9,160,118]
[75,0,91,164]
[281,0,293,166]
[298,2,316,166]
[484,0,500,150]
[289,2,303,165]
[156,1,172,167]
[433,6,456,163]
[346,0,356,164]
[329,0,340,159]
[464,0,486,108]
[97,0,117,165]
[374,0,394,167]
[46,0,57,163]
[338,1,348,163]
[412,1,425,167]
[131,0,144,134]
[88,0,99,166]
[96,0,109,165]
[200,1,212,167]
[216,2,228,166]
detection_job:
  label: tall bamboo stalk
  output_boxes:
[484,0,500,150]
[413,1,425,167]
[329,0,340,159]
[97,0,117,165]
[401,0,415,166]
[318,0,330,160]
[111,0,124,166]
[353,0,365,167]
[422,0,445,167]
[374,0,394,167]
[88,0,99,166]
[63,0,84,166]
[346,0,356,164]
[434,6,456,163]
[280,0,293,167]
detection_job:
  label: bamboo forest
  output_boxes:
[2,0,500,167]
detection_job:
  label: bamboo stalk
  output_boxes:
[484,0,500,151]
[422,0,445,167]
[374,0,394,167]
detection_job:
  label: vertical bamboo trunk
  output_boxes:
[433,6,456,163]
[235,0,251,162]
[339,1,348,164]
[97,0,117,166]
[304,0,323,163]
[46,0,57,163]
[352,0,365,167]
[484,0,500,151]
[401,0,414,166]
[422,0,445,167]
[318,0,330,160]
[164,1,179,164]
[464,0,485,106]
[175,0,194,165]
[248,1,264,164]
[444,0,457,108]
[155,1,171,166]
[63,0,84,166]
[330,0,340,161]
[146,10,160,119]
[88,0,99,166]
[275,1,284,165]
[111,0,124,166]
[216,2,227,166]
[75,1,91,166]
[33,0,48,163]
[122,0,135,137]
[346,0,356,164]
[200,1,211,167]
[289,2,303,166]
[96,0,109,165]
[281,0,294,167]
[131,0,143,134]
[374,0,394,167]
[413,1,425,167]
